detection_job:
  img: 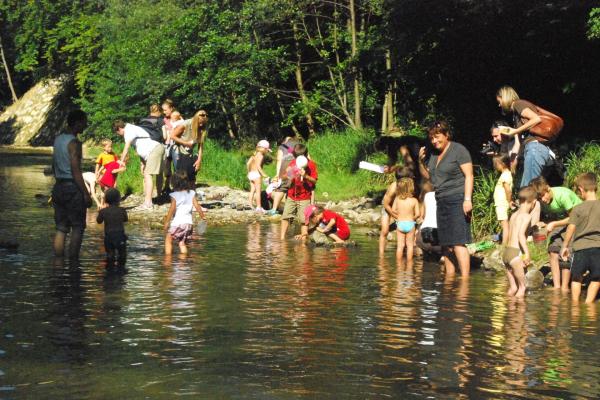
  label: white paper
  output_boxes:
[359,161,385,174]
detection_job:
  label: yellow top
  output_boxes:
[96,151,117,166]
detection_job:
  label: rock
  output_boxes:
[482,248,504,272]
[526,269,544,289]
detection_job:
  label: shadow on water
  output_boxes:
[1,152,600,399]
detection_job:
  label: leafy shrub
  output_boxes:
[471,167,500,240]
[564,142,600,188]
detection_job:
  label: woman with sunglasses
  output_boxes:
[170,110,208,186]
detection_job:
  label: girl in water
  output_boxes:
[393,177,420,261]
[246,140,271,213]
[164,171,206,255]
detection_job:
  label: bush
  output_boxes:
[564,142,600,188]
[471,167,499,240]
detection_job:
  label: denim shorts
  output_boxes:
[52,181,86,233]
[436,193,471,246]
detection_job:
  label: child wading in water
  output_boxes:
[304,205,350,243]
[164,172,206,255]
[393,177,420,261]
[246,140,271,213]
[502,186,536,298]
[493,154,513,245]
[96,188,128,269]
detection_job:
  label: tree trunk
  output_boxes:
[349,0,362,129]
[385,49,394,131]
[0,36,18,102]
[292,21,316,136]
[219,101,237,139]
[275,92,300,137]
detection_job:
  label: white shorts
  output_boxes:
[248,171,261,181]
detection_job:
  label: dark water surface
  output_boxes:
[1,152,599,399]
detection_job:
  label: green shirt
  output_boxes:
[544,187,582,219]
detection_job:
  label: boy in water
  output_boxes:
[304,205,350,243]
[531,176,582,291]
[502,186,536,298]
[97,188,128,269]
[560,173,600,303]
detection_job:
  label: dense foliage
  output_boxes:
[1,1,599,147]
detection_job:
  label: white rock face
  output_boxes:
[0,76,72,146]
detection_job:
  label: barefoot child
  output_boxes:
[304,205,350,243]
[531,176,582,291]
[96,188,128,268]
[393,177,420,261]
[503,186,536,298]
[560,173,600,303]
[247,140,271,213]
[379,167,414,254]
[493,154,513,245]
[164,171,206,255]
[95,139,118,180]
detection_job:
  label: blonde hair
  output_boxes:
[396,177,415,200]
[575,172,598,192]
[518,186,537,203]
[101,138,112,146]
[149,103,161,114]
[171,110,182,121]
[530,176,550,197]
[496,86,520,113]
[191,110,208,143]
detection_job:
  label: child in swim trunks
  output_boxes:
[96,188,128,269]
[304,205,350,243]
[164,171,206,255]
[392,177,420,261]
[246,140,271,213]
[502,186,536,298]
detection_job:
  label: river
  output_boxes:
[0,151,599,399]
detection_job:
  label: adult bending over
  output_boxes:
[52,110,92,260]
[113,120,165,209]
[418,121,473,277]
[170,110,208,186]
[496,86,548,187]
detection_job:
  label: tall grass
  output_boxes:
[564,142,600,188]
[199,139,248,189]
[471,167,500,240]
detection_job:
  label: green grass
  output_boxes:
[471,167,500,240]
[564,142,600,188]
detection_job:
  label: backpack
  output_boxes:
[527,104,564,143]
[138,116,165,143]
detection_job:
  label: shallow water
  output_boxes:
[1,152,599,399]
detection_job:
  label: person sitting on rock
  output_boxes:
[304,205,350,244]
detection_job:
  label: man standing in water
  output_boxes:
[52,109,92,261]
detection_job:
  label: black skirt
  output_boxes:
[436,193,471,246]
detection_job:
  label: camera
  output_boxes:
[480,140,500,156]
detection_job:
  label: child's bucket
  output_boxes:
[532,227,547,243]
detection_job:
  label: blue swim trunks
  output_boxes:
[396,220,416,233]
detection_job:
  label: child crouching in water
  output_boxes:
[503,186,536,298]
[393,177,420,261]
[96,188,128,269]
[304,205,350,243]
[246,140,272,213]
[164,171,206,255]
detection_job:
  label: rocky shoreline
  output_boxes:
[122,185,383,230]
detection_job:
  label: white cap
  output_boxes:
[296,155,308,168]
[257,139,272,152]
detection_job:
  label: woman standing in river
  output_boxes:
[418,121,473,277]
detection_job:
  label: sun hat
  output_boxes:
[257,139,272,152]
[303,204,318,225]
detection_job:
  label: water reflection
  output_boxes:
[1,153,600,399]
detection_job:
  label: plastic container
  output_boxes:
[196,219,207,235]
[532,227,547,243]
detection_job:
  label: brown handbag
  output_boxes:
[528,104,564,142]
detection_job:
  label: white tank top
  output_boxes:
[421,191,437,229]
[169,190,196,227]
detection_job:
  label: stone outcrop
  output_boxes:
[0,76,73,146]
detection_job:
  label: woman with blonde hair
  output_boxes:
[170,109,209,185]
[495,85,549,188]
